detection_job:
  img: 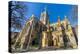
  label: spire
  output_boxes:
[30,14,35,20]
[40,6,49,25]
[44,6,47,12]
[58,16,60,22]
[31,14,35,18]
[44,6,47,14]
[64,16,68,24]
[57,16,61,27]
[29,14,35,25]
[64,16,68,21]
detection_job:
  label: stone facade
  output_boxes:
[13,8,77,51]
[40,9,77,48]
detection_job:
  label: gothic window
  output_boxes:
[66,24,68,30]
[61,24,65,30]
[60,35,62,37]
[55,27,57,31]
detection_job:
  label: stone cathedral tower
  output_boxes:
[40,7,52,48]
[40,7,49,25]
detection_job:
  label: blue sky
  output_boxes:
[23,2,78,27]
[11,1,78,32]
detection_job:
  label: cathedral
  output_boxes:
[39,8,77,49]
[12,8,78,52]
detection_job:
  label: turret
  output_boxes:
[57,16,61,27]
[40,7,49,25]
[64,16,68,25]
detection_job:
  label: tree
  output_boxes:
[9,1,27,32]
